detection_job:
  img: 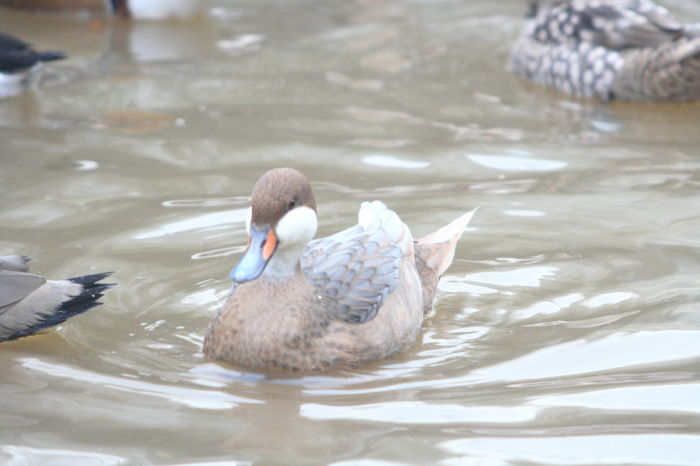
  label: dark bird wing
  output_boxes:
[0,31,66,73]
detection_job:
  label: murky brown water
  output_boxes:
[1,0,700,465]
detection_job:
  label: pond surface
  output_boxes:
[1,0,699,465]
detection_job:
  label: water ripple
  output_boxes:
[21,358,262,410]
[300,401,538,424]
[439,434,700,466]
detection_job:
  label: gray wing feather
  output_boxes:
[302,226,402,324]
[0,270,46,309]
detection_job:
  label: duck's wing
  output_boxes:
[531,0,683,49]
[0,256,45,310]
[301,202,409,324]
[1,254,115,341]
[0,32,65,73]
[0,32,30,52]
[2,272,113,341]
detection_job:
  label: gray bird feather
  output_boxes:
[0,256,45,309]
[301,225,402,324]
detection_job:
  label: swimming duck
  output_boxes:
[0,0,201,19]
[0,32,65,98]
[0,255,113,341]
[0,0,104,11]
[509,0,700,102]
[109,0,201,19]
[204,168,475,371]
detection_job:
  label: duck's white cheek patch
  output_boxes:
[276,206,318,247]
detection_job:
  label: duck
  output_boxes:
[0,255,114,342]
[509,0,700,102]
[0,32,65,98]
[109,0,202,19]
[0,0,201,19]
[203,168,476,371]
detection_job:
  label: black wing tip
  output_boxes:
[63,271,116,310]
[36,50,66,63]
[0,49,66,73]
[68,271,115,286]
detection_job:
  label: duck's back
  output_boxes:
[510,0,700,102]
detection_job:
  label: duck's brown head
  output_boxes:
[231,168,318,283]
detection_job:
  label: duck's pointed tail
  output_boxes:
[414,208,477,313]
[616,36,700,102]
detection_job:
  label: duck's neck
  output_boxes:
[261,206,317,280]
[262,245,304,280]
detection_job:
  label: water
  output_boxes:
[1,0,699,465]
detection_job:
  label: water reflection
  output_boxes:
[2,446,127,466]
[467,153,567,172]
[21,358,261,410]
[469,330,700,382]
[131,209,245,240]
[535,383,700,413]
[440,434,700,465]
[300,401,538,424]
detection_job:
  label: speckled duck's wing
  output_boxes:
[301,201,412,324]
[530,0,683,50]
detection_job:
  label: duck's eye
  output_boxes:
[287,198,297,211]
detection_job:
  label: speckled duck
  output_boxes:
[204,168,475,371]
[509,0,700,102]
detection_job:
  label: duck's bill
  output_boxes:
[230,225,278,283]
